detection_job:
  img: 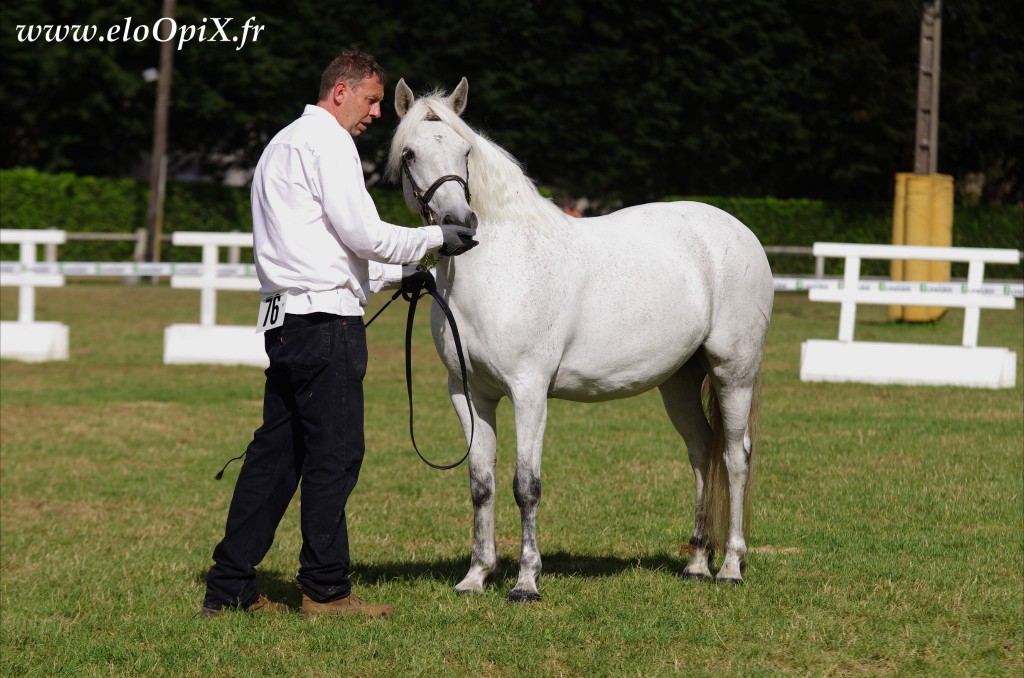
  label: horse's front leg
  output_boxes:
[509,387,548,602]
[450,377,500,594]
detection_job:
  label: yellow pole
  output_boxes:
[902,174,953,322]
[889,173,909,320]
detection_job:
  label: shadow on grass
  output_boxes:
[355,550,689,587]
[194,551,690,607]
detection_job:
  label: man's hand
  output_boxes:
[438,224,479,256]
[399,264,435,296]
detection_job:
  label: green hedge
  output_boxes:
[0,168,419,263]
[664,195,1023,278]
[0,168,248,262]
[2,169,1020,277]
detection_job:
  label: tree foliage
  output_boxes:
[2,0,1020,204]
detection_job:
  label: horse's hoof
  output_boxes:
[508,590,542,603]
[682,571,712,582]
[454,587,484,596]
[716,577,744,586]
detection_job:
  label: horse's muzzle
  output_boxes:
[441,210,478,230]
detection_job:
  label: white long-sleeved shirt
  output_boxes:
[251,104,442,315]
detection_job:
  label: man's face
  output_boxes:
[337,75,384,136]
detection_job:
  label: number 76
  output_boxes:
[262,294,282,326]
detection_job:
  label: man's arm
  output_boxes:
[320,143,443,264]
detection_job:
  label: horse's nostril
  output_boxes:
[441,212,476,227]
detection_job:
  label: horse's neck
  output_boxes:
[441,153,571,285]
[437,215,571,292]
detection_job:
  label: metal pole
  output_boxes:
[145,0,176,264]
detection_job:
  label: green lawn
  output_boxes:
[2,282,1022,676]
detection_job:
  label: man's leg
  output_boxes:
[295,316,368,602]
[203,327,305,610]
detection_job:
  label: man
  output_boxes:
[202,51,476,619]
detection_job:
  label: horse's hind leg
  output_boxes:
[659,358,715,580]
[705,360,759,584]
[450,377,500,594]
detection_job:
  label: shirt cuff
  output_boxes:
[369,262,405,292]
[423,225,444,251]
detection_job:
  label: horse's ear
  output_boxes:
[395,78,415,118]
[448,77,469,116]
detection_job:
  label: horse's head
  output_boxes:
[390,78,477,230]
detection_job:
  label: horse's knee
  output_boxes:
[513,474,541,508]
[723,444,751,478]
[470,471,494,507]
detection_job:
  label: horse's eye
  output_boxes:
[402,149,415,162]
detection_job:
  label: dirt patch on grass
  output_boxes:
[1,496,106,530]
[750,544,804,555]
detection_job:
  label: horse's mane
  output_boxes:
[386,93,566,231]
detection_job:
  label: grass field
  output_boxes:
[2,282,1022,676]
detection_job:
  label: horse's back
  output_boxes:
[577,200,772,309]
[543,200,772,400]
[584,200,766,262]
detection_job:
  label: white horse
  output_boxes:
[388,78,774,601]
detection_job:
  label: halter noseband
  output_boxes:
[401,157,472,226]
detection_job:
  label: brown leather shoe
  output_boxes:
[301,593,394,619]
[201,595,288,618]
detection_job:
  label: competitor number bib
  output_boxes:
[256,292,287,332]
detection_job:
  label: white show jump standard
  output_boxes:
[164,231,265,367]
[800,242,1020,389]
[0,229,69,361]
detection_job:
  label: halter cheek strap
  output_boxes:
[401,158,472,226]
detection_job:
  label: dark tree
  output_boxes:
[2,0,1020,204]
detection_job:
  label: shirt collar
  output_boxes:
[303,104,337,123]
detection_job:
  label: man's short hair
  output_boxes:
[318,50,386,101]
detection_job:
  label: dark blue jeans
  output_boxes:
[204,312,367,609]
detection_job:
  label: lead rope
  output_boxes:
[371,268,475,470]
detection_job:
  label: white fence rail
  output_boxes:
[800,242,1020,389]
[169,231,260,326]
[28,228,249,266]
[0,229,69,361]
[5,232,1023,300]
[17,237,833,277]
[162,231,265,367]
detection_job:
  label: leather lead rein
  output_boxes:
[366,269,474,470]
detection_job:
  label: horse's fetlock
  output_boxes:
[724,539,747,566]
[689,534,713,551]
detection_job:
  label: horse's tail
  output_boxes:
[701,372,760,552]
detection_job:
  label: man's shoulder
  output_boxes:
[269,107,352,155]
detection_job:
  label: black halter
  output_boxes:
[401,157,471,225]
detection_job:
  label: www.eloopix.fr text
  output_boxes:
[15,17,265,51]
